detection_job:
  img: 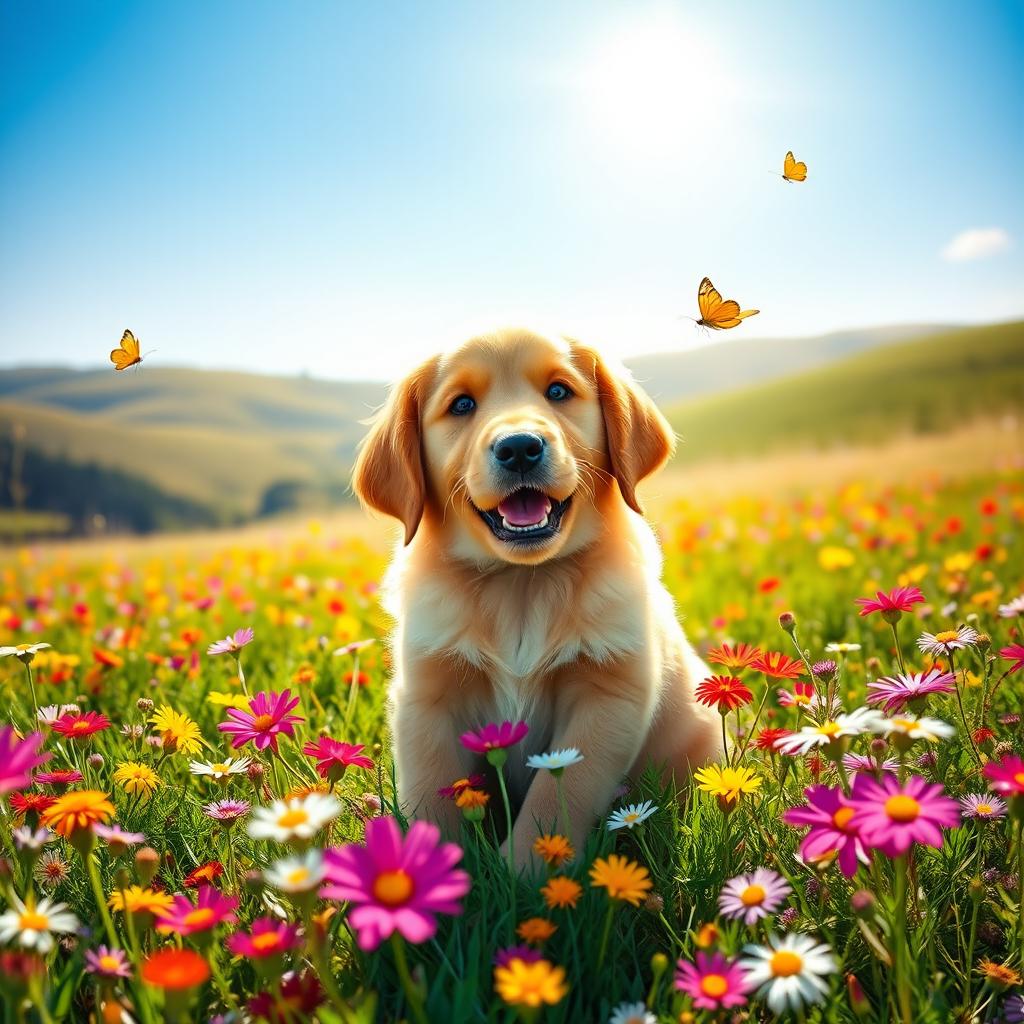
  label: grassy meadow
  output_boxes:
[1,427,1023,1023]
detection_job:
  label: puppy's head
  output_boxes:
[353,328,674,565]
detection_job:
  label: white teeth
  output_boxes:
[501,514,549,532]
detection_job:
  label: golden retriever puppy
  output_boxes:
[353,327,722,865]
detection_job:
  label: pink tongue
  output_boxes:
[497,490,551,526]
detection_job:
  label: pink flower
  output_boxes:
[983,754,1024,796]
[226,917,301,959]
[34,769,83,788]
[783,785,870,878]
[0,727,50,795]
[675,950,751,1010]
[855,585,925,618]
[718,869,791,924]
[50,711,111,741]
[1000,644,1024,675]
[321,816,470,951]
[203,798,251,823]
[459,720,529,754]
[302,737,374,782]
[866,669,956,712]
[847,774,960,857]
[157,886,238,935]
[207,627,254,656]
[85,945,132,978]
[218,691,304,753]
[777,681,815,709]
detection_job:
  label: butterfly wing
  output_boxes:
[783,151,807,181]
[110,329,142,371]
[713,308,760,329]
[697,277,724,323]
[697,278,758,329]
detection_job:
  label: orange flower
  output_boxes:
[540,876,582,909]
[706,642,763,670]
[533,834,574,868]
[516,917,557,944]
[41,790,114,838]
[141,948,210,990]
[751,651,806,680]
[92,649,124,669]
[455,788,489,810]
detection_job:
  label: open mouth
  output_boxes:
[475,488,572,544]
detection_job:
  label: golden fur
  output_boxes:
[353,327,722,863]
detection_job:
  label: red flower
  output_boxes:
[141,948,209,990]
[438,774,488,799]
[343,670,370,686]
[9,792,57,820]
[979,498,998,516]
[973,728,996,746]
[758,577,781,594]
[706,643,763,671]
[754,728,792,751]
[248,971,325,1023]
[854,585,925,618]
[51,711,111,740]
[1000,644,1024,675]
[694,676,753,712]
[183,861,224,888]
[751,651,806,679]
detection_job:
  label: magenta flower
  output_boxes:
[0,727,50,796]
[84,945,132,978]
[35,769,83,788]
[718,868,791,924]
[983,754,1024,797]
[494,945,543,967]
[227,917,302,959]
[847,774,960,857]
[321,816,470,951]
[218,690,304,753]
[1000,644,1024,675]
[460,720,529,754]
[207,627,255,656]
[675,950,751,1010]
[157,886,238,936]
[302,737,374,782]
[842,753,899,778]
[866,669,956,712]
[783,785,870,878]
[855,585,925,618]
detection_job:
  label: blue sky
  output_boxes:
[1,0,1022,380]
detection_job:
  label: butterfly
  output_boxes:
[110,329,143,371]
[782,150,807,182]
[695,277,759,330]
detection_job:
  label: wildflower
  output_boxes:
[740,933,837,1013]
[778,681,816,709]
[93,824,146,856]
[51,711,110,740]
[533,833,574,867]
[811,658,838,681]
[183,861,224,888]
[265,850,326,893]
[141,948,210,990]
[438,774,488,799]
[609,1002,657,1024]
[37,704,80,725]
[855,585,925,620]
[999,595,1024,618]
[113,762,162,799]
[227,917,303,960]
[707,642,763,669]
[1001,644,1024,675]
[189,756,252,781]
[34,850,71,888]
[85,945,132,978]
[156,887,238,936]
[218,691,304,753]
[247,794,341,843]
[916,625,979,656]
[455,788,489,819]
[848,774,960,856]
[675,950,751,1010]
[302,737,374,781]
[752,651,806,679]
[207,627,255,656]
[1001,994,1024,1022]
[320,816,470,951]
[0,894,78,952]
[775,708,884,757]
[694,764,763,804]
[589,855,652,906]
[248,971,325,1021]
[526,748,584,772]
[825,642,861,654]
[203,799,251,824]
[983,755,1024,797]
[149,706,203,755]
[866,669,956,712]
[842,753,899,777]
[109,886,175,917]
[978,959,1023,989]
[206,691,250,711]
[960,794,1008,820]
[41,790,114,839]
[783,785,869,878]
[818,546,855,570]
[541,876,582,910]
[516,917,557,943]
[695,922,720,948]
[607,800,658,831]
[494,957,568,1008]
[34,769,82,789]
[14,826,52,853]
[695,676,753,711]
[0,642,51,663]
[718,869,792,925]
[876,713,955,747]
[494,945,543,967]
[459,720,529,759]
[9,792,56,821]
[755,727,793,750]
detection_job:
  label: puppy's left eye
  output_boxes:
[546,382,572,402]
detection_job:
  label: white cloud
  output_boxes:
[940,227,1012,262]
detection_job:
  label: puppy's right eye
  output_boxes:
[449,395,476,416]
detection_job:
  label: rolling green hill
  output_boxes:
[666,320,1024,463]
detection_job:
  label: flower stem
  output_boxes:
[554,773,571,839]
[893,855,913,1024]
[24,662,39,723]
[84,851,119,948]
[735,682,771,764]
[889,621,907,675]
[596,901,615,973]
[234,654,249,698]
[1018,816,1024,966]
[390,934,428,1024]
[950,653,982,766]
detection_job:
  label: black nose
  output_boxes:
[493,432,545,473]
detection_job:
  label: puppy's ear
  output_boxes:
[352,357,437,545]
[579,344,675,514]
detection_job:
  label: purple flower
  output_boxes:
[959,794,1008,820]
[207,627,255,656]
[494,945,543,967]
[718,868,791,925]
[866,669,956,712]
[203,798,251,823]
[85,945,132,978]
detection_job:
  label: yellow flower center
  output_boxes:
[183,907,216,929]
[818,722,842,737]
[286,868,310,886]
[740,884,766,907]
[372,869,414,906]
[770,950,804,977]
[212,763,231,774]
[833,807,856,830]
[251,931,282,952]
[277,808,309,829]
[1014,772,1024,787]
[70,720,91,734]
[19,911,49,931]
[885,795,921,822]
[16,643,32,651]
[934,631,959,643]
[99,955,121,972]
[624,813,639,823]
[976,804,993,815]
[700,973,729,998]
[891,719,916,731]
[252,714,275,731]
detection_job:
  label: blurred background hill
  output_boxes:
[1,319,1020,539]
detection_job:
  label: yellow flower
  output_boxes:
[41,790,114,838]
[944,551,973,574]
[533,834,574,868]
[207,691,250,711]
[693,764,763,804]
[589,855,652,906]
[977,958,1022,989]
[541,876,582,909]
[516,917,557,943]
[818,546,855,571]
[108,886,174,917]
[149,706,203,755]
[494,958,568,1008]
[112,762,161,799]
[898,563,929,586]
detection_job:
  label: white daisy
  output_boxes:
[264,849,326,893]
[0,893,78,952]
[824,642,861,654]
[607,800,658,831]
[775,707,884,756]
[999,594,1024,618]
[740,933,837,1014]
[246,793,342,843]
[0,642,51,663]
[876,713,955,744]
[916,625,979,656]
[526,748,584,772]
[608,1002,657,1024]
[189,756,252,780]
[37,704,80,725]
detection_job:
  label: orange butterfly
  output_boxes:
[110,329,142,371]
[782,150,807,182]
[695,277,759,330]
